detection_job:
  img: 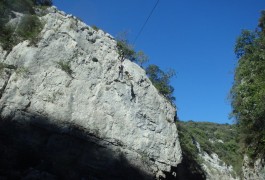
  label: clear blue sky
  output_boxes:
[53,0,265,124]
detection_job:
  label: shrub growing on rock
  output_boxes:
[56,61,73,76]
[116,32,136,61]
[17,14,43,44]
[116,40,135,61]
[145,64,176,103]
[134,50,149,67]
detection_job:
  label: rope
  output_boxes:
[133,0,160,45]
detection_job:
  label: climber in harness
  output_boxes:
[119,50,125,62]
[125,71,132,80]
[130,82,136,102]
[118,64,124,80]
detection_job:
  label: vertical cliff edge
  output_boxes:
[0,6,181,179]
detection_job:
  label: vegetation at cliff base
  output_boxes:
[230,10,265,159]
[177,121,243,176]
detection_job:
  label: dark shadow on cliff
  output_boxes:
[161,155,206,180]
[0,114,154,180]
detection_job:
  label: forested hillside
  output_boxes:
[177,121,242,177]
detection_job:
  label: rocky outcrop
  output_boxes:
[0,6,181,179]
[199,152,239,180]
[195,141,239,180]
[242,156,265,180]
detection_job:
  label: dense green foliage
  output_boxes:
[146,64,176,102]
[177,121,243,176]
[0,0,52,51]
[230,11,265,159]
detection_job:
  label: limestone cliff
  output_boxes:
[0,6,181,179]
[197,143,239,180]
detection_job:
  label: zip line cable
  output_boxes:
[133,0,160,45]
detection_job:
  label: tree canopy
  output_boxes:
[134,51,149,67]
[230,10,265,159]
[146,64,176,103]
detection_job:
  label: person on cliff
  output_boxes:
[125,71,132,80]
[118,64,124,80]
[119,50,125,62]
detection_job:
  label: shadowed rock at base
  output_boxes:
[0,116,154,180]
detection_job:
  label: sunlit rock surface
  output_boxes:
[242,156,265,180]
[0,6,181,179]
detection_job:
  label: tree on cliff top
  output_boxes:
[146,64,176,103]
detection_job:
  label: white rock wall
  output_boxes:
[0,7,181,178]
[196,142,240,180]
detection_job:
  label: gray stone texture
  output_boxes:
[242,156,265,180]
[0,6,181,178]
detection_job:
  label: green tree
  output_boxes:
[116,31,135,61]
[230,11,265,159]
[234,30,256,58]
[146,64,176,102]
[116,40,135,61]
[134,50,149,67]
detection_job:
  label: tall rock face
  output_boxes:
[0,7,181,179]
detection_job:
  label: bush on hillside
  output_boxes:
[177,121,243,176]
